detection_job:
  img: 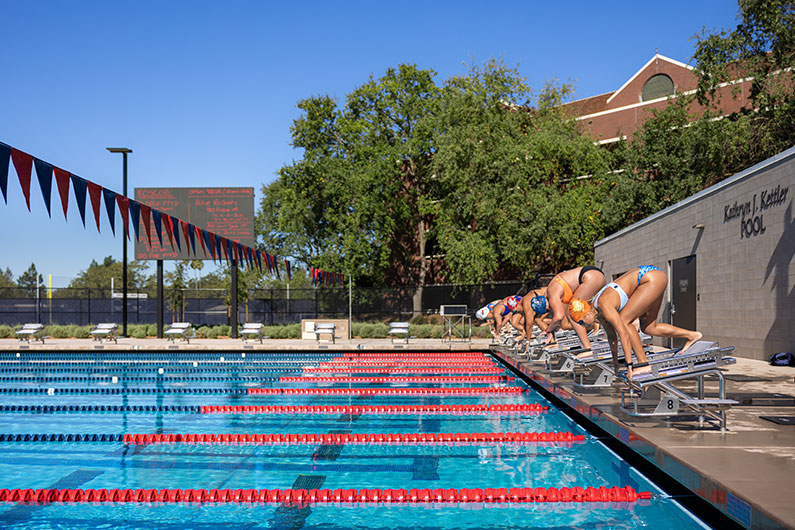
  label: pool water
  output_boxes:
[0,351,710,529]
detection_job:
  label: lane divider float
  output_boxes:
[248,387,524,396]
[279,376,513,383]
[200,404,548,415]
[0,486,651,504]
[301,367,503,374]
[123,431,584,445]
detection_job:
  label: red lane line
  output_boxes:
[124,431,585,445]
[302,368,503,374]
[1,486,651,504]
[280,376,513,383]
[200,404,548,415]
[248,387,524,395]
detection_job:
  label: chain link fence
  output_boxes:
[0,276,551,327]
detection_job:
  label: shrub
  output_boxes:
[411,324,433,338]
[410,314,428,325]
[45,325,69,338]
[217,324,231,337]
[0,325,13,338]
[131,326,148,339]
[146,324,159,337]
[472,326,491,338]
[70,325,91,339]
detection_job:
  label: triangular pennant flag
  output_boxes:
[201,229,211,258]
[255,250,262,272]
[285,260,291,281]
[272,255,280,279]
[128,200,140,241]
[246,247,254,269]
[180,220,191,256]
[212,233,220,262]
[0,142,10,203]
[162,212,175,249]
[140,203,152,245]
[236,243,243,265]
[195,226,207,257]
[102,188,117,236]
[209,232,218,261]
[53,167,71,220]
[219,237,228,262]
[70,175,88,227]
[169,216,182,252]
[116,194,130,240]
[86,181,103,232]
[152,209,163,246]
[33,158,54,218]
[10,149,33,211]
[226,239,233,263]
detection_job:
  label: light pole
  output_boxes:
[106,147,132,337]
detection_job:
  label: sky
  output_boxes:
[0,0,741,286]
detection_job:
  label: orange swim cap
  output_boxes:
[568,298,591,322]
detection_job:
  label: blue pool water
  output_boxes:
[0,351,710,529]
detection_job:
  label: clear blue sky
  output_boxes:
[1,0,740,286]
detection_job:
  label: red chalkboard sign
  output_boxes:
[134,187,255,260]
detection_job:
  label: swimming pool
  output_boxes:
[0,350,711,529]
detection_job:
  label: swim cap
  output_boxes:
[475,306,490,320]
[506,295,522,311]
[568,298,591,322]
[530,295,547,315]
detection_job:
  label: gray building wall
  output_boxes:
[594,147,795,360]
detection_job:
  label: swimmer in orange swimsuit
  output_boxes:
[543,265,606,350]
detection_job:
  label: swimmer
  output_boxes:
[518,288,550,342]
[568,265,702,380]
[543,266,607,351]
[475,300,502,339]
[491,294,523,339]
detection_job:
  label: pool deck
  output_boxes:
[491,346,795,530]
[0,336,792,529]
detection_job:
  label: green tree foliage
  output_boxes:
[257,64,440,287]
[430,64,611,279]
[0,268,14,290]
[67,256,151,293]
[165,260,188,318]
[17,263,44,296]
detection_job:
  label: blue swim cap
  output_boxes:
[530,295,547,315]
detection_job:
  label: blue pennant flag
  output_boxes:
[202,230,213,260]
[215,235,222,263]
[102,188,117,235]
[129,200,141,241]
[187,223,196,256]
[169,216,181,251]
[152,210,163,245]
[0,142,10,204]
[70,176,88,227]
[33,158,54,218]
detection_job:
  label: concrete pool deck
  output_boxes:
[491,346,795,530]
[0,336,792,529]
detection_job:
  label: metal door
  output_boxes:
[669,256,697,348]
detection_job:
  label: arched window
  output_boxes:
[641,74,675,101]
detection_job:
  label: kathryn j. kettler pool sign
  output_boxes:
[723,184,789,239]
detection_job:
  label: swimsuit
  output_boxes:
[637,265,661,284]
[552,276,574,304]
[578,265,604,284]
[553,267,604,304]
[506,295,522,311]
[593,282,629,312]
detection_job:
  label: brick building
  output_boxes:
[562,53,756,144]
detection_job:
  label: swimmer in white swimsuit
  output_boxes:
[568,266,702,381]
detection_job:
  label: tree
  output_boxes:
[257,64,441,310]
[165,261,188,321]
[430,66,612,279]
[17,263,44,296]
[692,0,795,164]
[68,256,151,294]
[0,268,14,289]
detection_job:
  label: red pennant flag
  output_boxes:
[219,237,228,261]
[116,195,130,240]
[208,232,217,260]
[53,167,71,220]
[140,204,152,246]
[180,221,192,255]
[10,149,33,211]
[195,225,207,256]
[86,181,103,232]
[162,212,175,249]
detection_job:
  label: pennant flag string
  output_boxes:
[1,140,288,272]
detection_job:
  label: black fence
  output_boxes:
[0,277,550,327]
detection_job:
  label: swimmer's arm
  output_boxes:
[567,313,592,350]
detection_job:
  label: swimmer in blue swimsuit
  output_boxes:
[568,266,702,380]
